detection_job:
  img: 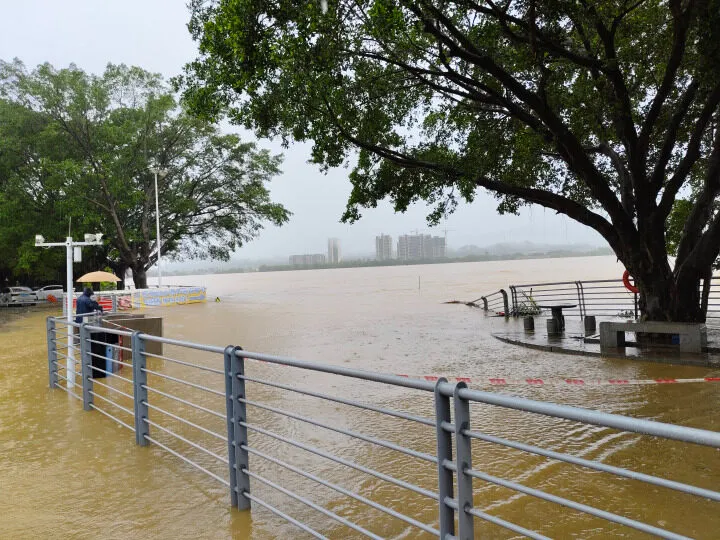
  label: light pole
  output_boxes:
[35,233,103,388]
[149,166,168,288]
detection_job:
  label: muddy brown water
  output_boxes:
[1,256,719,539]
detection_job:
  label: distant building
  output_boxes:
[397,234,446,261]
[328,238,342,264]
[289,254,326,266]
[375,234,393,261]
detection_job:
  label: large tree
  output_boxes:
[0,61,289,288]
[180,0,720,322]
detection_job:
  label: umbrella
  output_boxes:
[76,271,121,283]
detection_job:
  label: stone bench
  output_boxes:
[599,321,707,353]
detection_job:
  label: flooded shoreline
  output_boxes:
[2,257,719,538]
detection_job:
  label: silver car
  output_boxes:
[35,284,64,301]
[0,286,38,306]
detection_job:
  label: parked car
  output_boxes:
[35,284,64,301]
[0,286,38,306]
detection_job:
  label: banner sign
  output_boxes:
[131,287,207,308]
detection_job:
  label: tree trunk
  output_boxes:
[635,271,705,323]
[132,265,148,289]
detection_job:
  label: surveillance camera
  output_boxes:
[35,235,45,245]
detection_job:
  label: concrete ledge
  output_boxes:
[599,321,707,353]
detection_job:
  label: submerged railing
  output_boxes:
[481,277,720,321]
[47,315,720,539]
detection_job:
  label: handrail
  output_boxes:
[44,314,720,539]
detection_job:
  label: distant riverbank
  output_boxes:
[165,248,613,276]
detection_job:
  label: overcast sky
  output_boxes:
[1,0,605,259]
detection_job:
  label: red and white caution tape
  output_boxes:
[394,374,720,386]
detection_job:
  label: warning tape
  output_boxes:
[394,374,720,386]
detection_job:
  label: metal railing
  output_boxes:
[46,315,720,539]
[480,276,720,322]
[479,289,509,316]
[507,279,638,319]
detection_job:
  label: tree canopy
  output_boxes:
[180,0,720,321]
[0,61,290,287]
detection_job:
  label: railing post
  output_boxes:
[480,296,488,311]
[80,323,93,411]
[132,331,149,446]
[508,285,517,315]
[453,383,475,539]
[47,317,58,389]
[111,295,118,313]
[224,346,239,508]
[227,346,251,510]
[500,288,510,318]
[434,378,455,539]
[575,281,584,319]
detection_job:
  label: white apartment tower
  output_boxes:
[375,234,393,261]
[328,238,342,264]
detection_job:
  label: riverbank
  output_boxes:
[162,248,613,276]
[4,259,720,538]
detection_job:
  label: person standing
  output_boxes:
[75,287,103,323]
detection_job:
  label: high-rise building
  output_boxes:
[397,233,447,260]
[432,236,446,258]
[375,234,393,261]
[328,238,341,264]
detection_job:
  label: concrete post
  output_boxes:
[523,316,535,332]
[584,316,597,334]
[547,318,560,335]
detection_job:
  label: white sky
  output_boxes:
[0,0,605,258]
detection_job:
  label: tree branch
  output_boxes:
[657,82,720,219]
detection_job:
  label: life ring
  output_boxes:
[622,270,639,294]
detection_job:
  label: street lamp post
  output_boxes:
[35,233,103,388]
[149,167,168,288]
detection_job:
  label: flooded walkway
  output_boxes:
[2,259,720,538]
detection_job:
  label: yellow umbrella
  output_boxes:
[76,271,121,283]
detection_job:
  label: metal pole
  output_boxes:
[47,316,58,388]
[154,170,162,288]
[230,347,251,510]
[80,323,93,411]
[500,289,510,318]
[65,236,75,388]
[132,332,150,446]
[453,382,475,539]
[434,378,455,539]
[224,346,239,508]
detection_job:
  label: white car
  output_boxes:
[35,284,64,301]
[0,286,38,306]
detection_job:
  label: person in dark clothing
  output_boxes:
[75,287,103,323]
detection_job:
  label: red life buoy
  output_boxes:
[623,270,639,293]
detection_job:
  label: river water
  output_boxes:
[1,256,718,539]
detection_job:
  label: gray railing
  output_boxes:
[479,289,509,315]
[484,277,720,321]
[46,315,720,539]
[507,279,638,319]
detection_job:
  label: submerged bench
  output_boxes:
[599,321,707,353]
